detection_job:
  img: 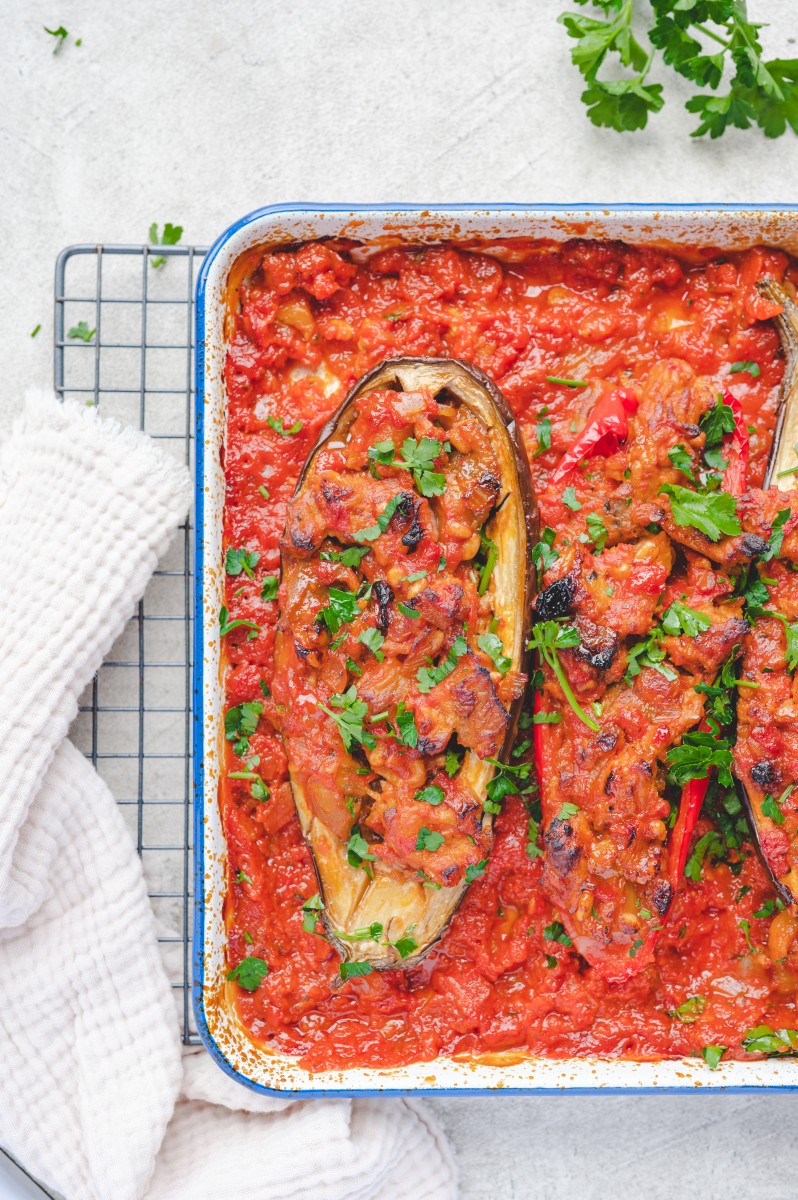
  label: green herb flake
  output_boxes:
[478,630,512,675]
[267,415,303,437]
[416,634,468,693]
[357,627,385,661]
[225,547,260,579]
[68,320,96,342]
[544,920,573,947]
[318,687,376,752]
[702,1045,725,1070]
[563,486,582,511]
[546,376,588,388]
[260,577,279,602]
[226,956,268,991]
[667,995,707,1024]
[659,483,741,542]
[730,361,761,378]
[416,826,445,852]
[339,961,374,981]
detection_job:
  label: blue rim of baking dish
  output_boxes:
[193,202,798,1095]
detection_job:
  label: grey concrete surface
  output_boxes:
[3,1,798,1197]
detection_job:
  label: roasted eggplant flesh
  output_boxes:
[273,357,536,968]
[734,278,798,905]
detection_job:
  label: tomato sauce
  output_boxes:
[221,237,798,1070]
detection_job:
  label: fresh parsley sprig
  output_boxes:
[367,436,447,497]
[529,621,599,731]
[560,1,798,140]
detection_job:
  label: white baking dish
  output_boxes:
[194,203,798,1094]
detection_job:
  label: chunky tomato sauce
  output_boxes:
[221,237,798,1071]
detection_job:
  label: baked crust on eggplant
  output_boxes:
[274,357,537,968]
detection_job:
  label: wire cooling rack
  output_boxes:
[55,243,207,1045]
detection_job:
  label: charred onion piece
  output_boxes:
[735,278,798,904]
[274,357,537,969]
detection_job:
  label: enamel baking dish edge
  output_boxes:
[194,203,798,1095]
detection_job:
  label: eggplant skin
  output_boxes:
[736,775,796,906]
[277,357,538,969]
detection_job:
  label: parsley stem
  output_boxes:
[540,643,599,732]
[693,23,731,49]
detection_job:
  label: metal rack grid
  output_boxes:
[55,243,207,1045]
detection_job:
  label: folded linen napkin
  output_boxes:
[0,395,457,1200]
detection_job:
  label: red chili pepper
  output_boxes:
[549,388,639,487]
[721,389,749,495]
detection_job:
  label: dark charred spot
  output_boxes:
[434,386,460,406]
[626,827,636,848]
[597,731,618,752]
[294,641,311,658]
[533,574,576,621]
[585,570,598,582]
[290,530,316,552]
[751,760,777,788]
[401,502,423,550]
[416,736,440,756]
[652,879,673,916]
[683,423,701,439]
[441,864,460,883]
[575,619,618,671]
[604,770,615,795]
[373,580,394,632]
[741,533,769,558]
[478,471,501,497]
[545,818,582,875]
[321,480,351,505]
[640,761,652,776]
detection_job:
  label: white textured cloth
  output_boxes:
[0,395,457,1200]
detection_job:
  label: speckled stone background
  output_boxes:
[3,1,798,1196]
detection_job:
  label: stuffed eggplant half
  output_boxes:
[273,358,536,969]
[734,279,798,906]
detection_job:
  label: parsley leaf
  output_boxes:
[544,920,573,947]
[354,493,406,542]
[667,994,707,1024]
[668,443,696,481]
[226,956,268,991]
[478,630,512,675]
[340,961,374,980]
[318,587,360,635]
[742,1026,798,1055]
[358,627,385,661]
[659,483,741,541]
[268,415,302,437]
[320,545,371,568]
[625,625,677,683]
[700,395,736,446]
[465,859,488,883]
[661,600,712,638]
[68,320,95,342]
[585,511,608,551]
[260,576,279,601]
[396,437,447,497]
[225,547,259,578]
[762,508,791,561]
[684,830,726,883]
[225,701,263,756]
[667,729,733,788]
[730,360,761,377]
[219,606,259,639]
[702,1045,726,1070]
[391,935,418,958]
[563,486,582,511]
[417,635,469,693]
[44,24,70,52]
[301,893,324,935]
[533,415,552,458]
[318,686,376,752]
[415,784,445,806]
[395,702,418,748]
[531,527,559,572]
[529,621,599,731]
[416,826,445,852]
[346,826,376,875]
[148,222,183,268]
[555,802,580,821]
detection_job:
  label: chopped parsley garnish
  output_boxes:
[225,547,259,578]
[354,493,405,542]
[484,758,534,813]
[320,545,371,568]
[318,687,376,752]
[739,917,755,952]
[668,444,696,481]
[545,954,558,968]
[531,527,559,571]
[762,508,791,561]
[235,870,253,886]
[625,625,676,684]
[563,486,582,511]
[346,826,376,876]
[403,569,428,583]
[392,934,419,958]
[31,324,41,338]
[339,961,374,980]
[367,436,447,497]
[68,320,96,342]
[357,627,385,661]
[700,396,736,446]
[533,710,562,724]
[702,1045,725,1070]
[555,802,579,821]
[667,995,707,1024]
[661,600,712,638]
[445,748,463,777]
[684,831,726,883]
[730,361,760,378]
[754,898,785,919]
[417,634,468,693]
[258,485,270,500]
[667,728,733,788]
[148,222,183,268]
[659,483,741,542]
[415,784,445,806]
[44,24,70,52]
[398,601,420,619]
[395,702,418,747]
[585,511,608,551]
[219,606,259,639]
[533,415,552,458]
[526,816,543,860]
[267,415,303,437]
[416,826,445,852]
[742,1026,798,1055]
[260,577,279,601]
[225,701,263,756]
[465,859,488,883]
[546,376,588,388]
[226,956,268,991]
[301,893,324,935]
[318,587,360,635]
[529,621,599,731]
[543,920,573,947]
[478,630,512,675]
[761,786,794,826]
